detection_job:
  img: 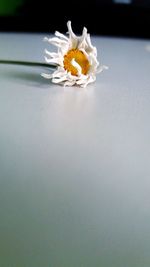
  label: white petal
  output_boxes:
[44,56,60,64]
[76,78,88,85]
[79,48,89,58]
[97,65,108,73]
[88,54,99,73]
[53,70,67,78]
[71,58,82,76]
[67,21,78,49]
[45,37,68,48]
[86,34,97,55]
[67,72,79,81]
[78,75,96,87]
[82,27,87,36]
[67,21,77,40]
[43,37,49,42]
[52,76,67,83]
[64,80,76,87]
[41,73,52,79]
[55,31,69,41]
[45,49,58,58]
[78,27,88,49]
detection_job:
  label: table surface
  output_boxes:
[0,33,150,267]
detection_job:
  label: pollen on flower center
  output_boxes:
[63,49,90,76]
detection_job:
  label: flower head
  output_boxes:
[42,21,107,87]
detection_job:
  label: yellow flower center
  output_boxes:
[63,49,90,76]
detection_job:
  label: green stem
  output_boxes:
[0,60,55,69]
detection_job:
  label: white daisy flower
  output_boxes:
[42,21,107,88]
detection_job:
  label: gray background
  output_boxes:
[0,33,150,266]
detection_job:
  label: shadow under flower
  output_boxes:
[1,67,54,88]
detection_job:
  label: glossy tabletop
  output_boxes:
[0,33,150,267]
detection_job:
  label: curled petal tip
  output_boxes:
[44,37,49,42]
[83,27,87,35]
[67,20,71,27]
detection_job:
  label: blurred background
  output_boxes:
[0,0,150,38]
